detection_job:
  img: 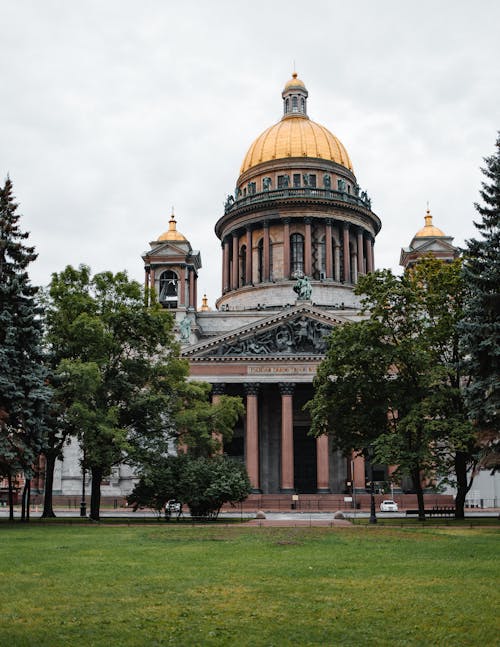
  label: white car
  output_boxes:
[380,500,398,512]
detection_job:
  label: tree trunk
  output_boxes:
[411,467,426,521]
[89,467,102,521]
[7,472,14,521]
[41,452,57,518]
[454,451,469,520]
[21,480,31,522]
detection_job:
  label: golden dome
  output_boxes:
[158,212,187,242]
[283,72,306,91]
[415,208,446,238]
[240,117,353,175]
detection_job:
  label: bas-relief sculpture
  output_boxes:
[207,317,333,357]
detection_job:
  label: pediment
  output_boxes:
[183,304,350,360]
[145,241,190,258]
[411,238,456,254]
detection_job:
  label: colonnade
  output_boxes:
[221,219,375,293]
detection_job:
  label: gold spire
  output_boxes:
[415,206,446,238]
[157,209,187,242]
[200,294,210,311]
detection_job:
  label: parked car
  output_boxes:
[380,500,398,512]
[165,500,181,514]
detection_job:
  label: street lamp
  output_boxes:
[365,446,377,524]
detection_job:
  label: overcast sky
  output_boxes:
[2,0,499,308]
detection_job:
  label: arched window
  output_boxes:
[291,233,304,275]
[159,270,178,309]
[240,245,247,285]
[292,96,298,112]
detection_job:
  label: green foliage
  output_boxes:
[461,133,500,464]
[45,265,184,519]
[128,453,252,520]
[308,258,477,516]
[0,177,50,479]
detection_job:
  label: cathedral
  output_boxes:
[52,73,459,500]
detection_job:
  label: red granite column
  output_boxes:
[222,239,230,293]
[316,434,330,493]
[180,269,186,307]
[343,223,350,283]
[283,219,291,279]
[334,240,340,282]
[232,233,239,290]
[144,267,150,305]
[211,384,225,454]
[365,235,374,273]
[149,267,155,297]
[357,229,364,276]
[245,227,252,285]
[244,383,260,492]
[304,218,312,276]
[370,238,375,272]
[352,452,365,491]
[263,222,270,282]
[325,220,333,279]
[189,268,195,308]
[280,382,295,492]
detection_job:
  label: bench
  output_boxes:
[406,507,456,518]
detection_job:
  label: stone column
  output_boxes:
[180,268,186,307]
[334,240,340,282]
[263,221,270,282]
[232,233,239,290]
[244,383,260,492]
[325,219,333,279]
[352,452,366,491]
[189,268,195,308]
[211,384,225,454]
[144,266,150,305]
[365,235,374,273]
[343,223,350,283]
[357,229,364,275]
[279,382,295,492]
[352,252,358,284]
[304,218,312,276]
[149,266,155,294]
[222,239,230,293]
[283,218,291,279]
[245,227,252,285]
[369,238,375,272]
[316,434,330,493]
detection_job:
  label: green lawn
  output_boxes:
[0,524,498,646]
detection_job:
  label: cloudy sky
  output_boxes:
[2,0,499,308]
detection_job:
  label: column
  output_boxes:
[370,238,375,272]
[244,383,260,492]
[232,233,239,290]
[316,434,330,493]
[245,227,252,285]
[211,384,225,454]
[283,218,291,279]
[352,252,358,284]
[366,235,374,273]
[357,229,364,275]
[222,239,230,293]
[325,220,333,280]
[334,240,340,282]
[343,223,350,283]
[304,217,312,276]
[263,221,270,282]
[279,382,295,492]
[352,452,365,491]
[180,267,186,307]
[149,267,155,297]
[189,268,195,308]
[144,266,150,305]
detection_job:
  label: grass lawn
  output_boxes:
[0,523,498,646]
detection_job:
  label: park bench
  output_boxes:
[406,507,456,518]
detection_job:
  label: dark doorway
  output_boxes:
[293,426,317,493]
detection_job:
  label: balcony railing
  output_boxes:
[224,187,371,214]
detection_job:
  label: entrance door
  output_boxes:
[293,426,317,493]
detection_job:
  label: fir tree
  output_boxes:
[0,177,49,519]
[461,134,500,465]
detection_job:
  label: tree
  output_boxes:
[128,453,251,520]
[44,265,187,521]
[0,177,50,521]
[308,258,477,519]
[461,133,500,469]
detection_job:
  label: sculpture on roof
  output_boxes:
[293,274,312,300]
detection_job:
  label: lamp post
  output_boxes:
[366,447,377,524]
[80,461,87,518]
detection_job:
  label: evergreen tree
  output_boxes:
[0,177,49,520]
[461,133,500,466]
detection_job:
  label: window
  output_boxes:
[248,182,256,195]
[293,174,301,188]
[292,96,298,112]
[291,233,304,275]
[309,174,317,188]
[278,175,289,189]
[159,270,178,309]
